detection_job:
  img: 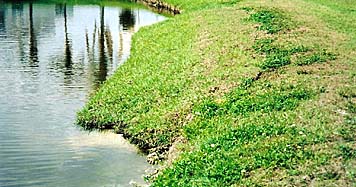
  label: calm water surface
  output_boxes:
[0,1,165,186]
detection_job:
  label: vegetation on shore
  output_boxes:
[77,0,356,185]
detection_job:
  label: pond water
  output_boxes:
[0,1,165,186]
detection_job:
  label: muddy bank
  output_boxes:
[133,0,181,14]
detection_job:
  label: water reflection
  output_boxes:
[0,5,5,33]
[98,6,108,83]
[119,9,135,30]
[0,3,164,88]
[0,2,165,187]
[11,3,23,15]
[29,3,39,65]
[63,4,72,71]
[55,3,65,16]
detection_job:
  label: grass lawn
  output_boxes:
[77,0,356,185]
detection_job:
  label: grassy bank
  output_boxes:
[77,0,356,185]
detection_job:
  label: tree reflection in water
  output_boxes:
[0,4,5,33]
[82,7,138,88]
[15,4,140,89]
[119,9,135,30]
[29,3,39,66]
[63,4,72,71]
[98,6,107,83]
[12,3,23,12]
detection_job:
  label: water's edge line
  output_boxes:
[132,0,181,14]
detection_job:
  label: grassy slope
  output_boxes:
[77,0,356,185]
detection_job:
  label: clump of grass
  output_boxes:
[318,171,341,180]
[346,101,356,114]
[239,77,255,89]
[339,145,356,160]
[337,86,356,141]
[248,8,293,34]
[194,83,314,119]
[253,38,310,70]
[185,82,317,142]
[227,87,312,114]
[260,50,292,69]
[247,8,335,71]
[295,50,336,66]
[252,39,335,70]
[338,86,356,99]
[252,38,292,70]
[252,38,277,53]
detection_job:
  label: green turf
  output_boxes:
[77,0,356,185]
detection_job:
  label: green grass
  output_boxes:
[195,83,314,119]
[152,0,242,11]
[295,50,336,66]
[248,8,293,34]
[77,0,356,185]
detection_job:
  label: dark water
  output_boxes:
[0,1,164,187]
